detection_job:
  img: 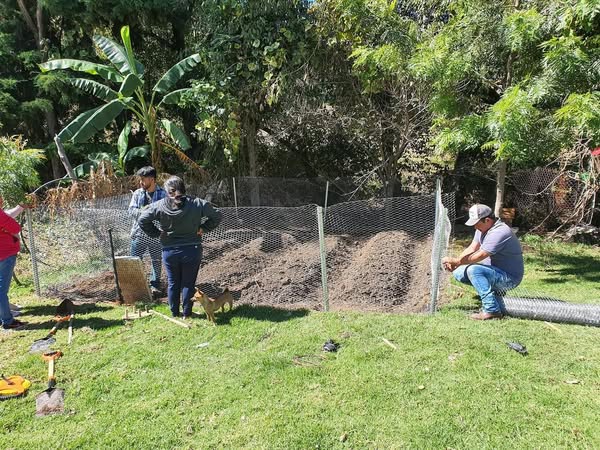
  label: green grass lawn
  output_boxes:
[1,236,599,449]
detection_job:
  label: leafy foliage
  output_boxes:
[41,26,201,171]
[0,136,44,206]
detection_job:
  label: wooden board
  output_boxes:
[114,256,152,304]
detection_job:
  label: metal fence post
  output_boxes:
[232,177,239,217]
[429,178,442,314]
[25,208,41,296]
[316,206,329,312]
[324,181,329,220]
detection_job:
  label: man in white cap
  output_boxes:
[442,204,523,320]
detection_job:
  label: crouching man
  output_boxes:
[442,204,523,320]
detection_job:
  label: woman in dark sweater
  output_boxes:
[138,176,222,318]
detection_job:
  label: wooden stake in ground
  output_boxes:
[123,307,151,320]
[150,310,191,329]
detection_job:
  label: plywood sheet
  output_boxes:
[114,256,152,304]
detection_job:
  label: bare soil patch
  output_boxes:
[47,231,435,314]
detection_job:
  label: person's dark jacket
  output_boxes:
[138,196,222,249]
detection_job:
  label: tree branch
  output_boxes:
[16,0,39,44]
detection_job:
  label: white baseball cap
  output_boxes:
[465,204,493,226]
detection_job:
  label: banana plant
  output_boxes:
[73,121,150,177]
[40,26,200,171]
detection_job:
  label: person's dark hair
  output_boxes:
[136,166,156,178]
[164,176,186,197]
[482,214,497,222]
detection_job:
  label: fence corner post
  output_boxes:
[429,178,443,314]
[316,206,329,312]
[25,208,41,296]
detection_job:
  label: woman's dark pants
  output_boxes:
[162,245,202,317]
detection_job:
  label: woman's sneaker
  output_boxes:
[9,302,22,311]
[11,310,22,317]
[2,319,27,330]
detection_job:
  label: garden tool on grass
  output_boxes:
[29,314,72,353]
[56,298,75,345]
[0,374,31,400]
[35,350,65,416]
[56,298,74,317]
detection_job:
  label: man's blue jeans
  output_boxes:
[162,245,202,317]
[131,236,162,289]
[0,255,17,327]
[452,264,518,313]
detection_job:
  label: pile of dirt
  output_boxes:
[200,233,324,309]
[49,271,118,302]
[326,231,433,313]
[199,230,433,313]
[47,230,436,314]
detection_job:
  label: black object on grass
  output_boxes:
[506,341,528,356]
[323,339,339,352]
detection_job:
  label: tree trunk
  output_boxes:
[381,123,399,198]
[494,159,507,217]
[242,111,260,205]
[19,1,64,179]
[45,109,64,179]
[494,0,520,216]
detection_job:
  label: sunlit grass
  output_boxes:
[1,237,599,449]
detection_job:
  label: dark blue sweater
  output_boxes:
[138,196,222,249]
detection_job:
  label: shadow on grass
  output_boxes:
[442,303,479,313]
[22,302,114,317]
[23,316,123,333]
[206,304,310,325]
[529,253,600,284]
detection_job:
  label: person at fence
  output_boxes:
[138,176,222,319]
[0,195,28,330]
[442,204,524,320]
[129,166,166,296]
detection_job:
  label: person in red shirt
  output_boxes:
[0,195,27,330]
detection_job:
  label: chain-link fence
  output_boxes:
[430,181,453,313]
[449,166,596,232]
[27,178,455,313]
[508,167,593,230]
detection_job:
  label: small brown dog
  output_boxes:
[193,288,234,323]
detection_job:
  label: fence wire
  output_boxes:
[28,181,455,313]
[508,167,592,230]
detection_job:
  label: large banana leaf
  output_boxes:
[117,121,132,166]
[157,88,191,108]
[68,78,118,101]
[123,145,150,163]
[71,99,126,143]
[120,26,143,78]
[160,119,191,150]
[153,54,201,94]
[119,73,143,96]
[40,59,123,82]
[57,106,102,141]
[93,35,145,76]
[74,160,95,178]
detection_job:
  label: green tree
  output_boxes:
[0,136,44,206]
[39,25,200,171]
[186,0,311,191]
[313,0,440,196]
[412,0,600,214]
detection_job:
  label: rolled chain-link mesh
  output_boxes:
[28,178,456,313]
